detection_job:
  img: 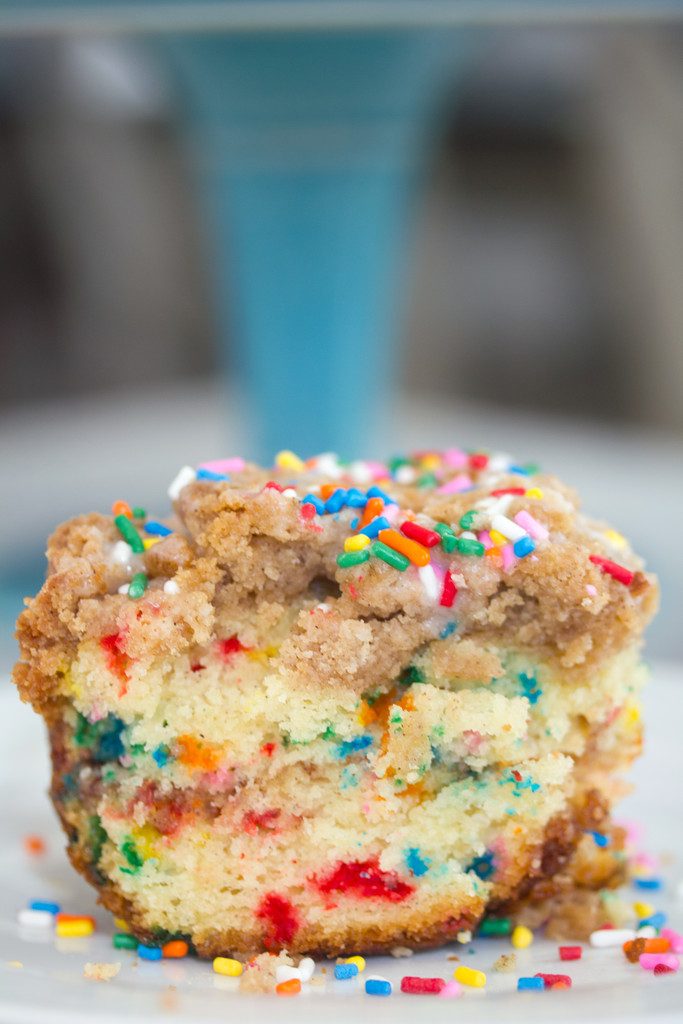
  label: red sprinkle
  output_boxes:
[217,635,249,661]
[469,453,489,470]
[264,481,285,492]
[440,571,457,608]
[316,858,414,903]
[589,555,634,586]
[535,973,572,988]
[559,945,582,961]
[23,835,46,856]
[261,742,276,757]
[300,503,316,520]
[100,631,130,696]
[400,520,440,548]
[490,487,525,497]
[654,964,675,975]
[255,893,299,948]
[400,976,445,994]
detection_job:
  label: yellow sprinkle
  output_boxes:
[132,824,160,860]
[525,487,543,499]
[213,957,243,977]
[114,917,130,932]
[420,454,441,471]
[511,925,533,949]
[275,450,305,472]
[143,537,161,549]
[633,901,655,918]
[489,529,507,547]
[344,534,370,552]
[604,528,627,548]
[56,919,94,938]
[454,965,486,987]
[624,702,641,726]
[343,955,366,972]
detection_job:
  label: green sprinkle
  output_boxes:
[459,510,477,530]
[434,522,458,553]
[120,838,144,874]
[113,932,138,949]
[371,541,410,571]
[114,514,145,554]
[337,549,370,569]
[521,462,540,475]
[388,456,411,472]
[401,664,426,685]
[479,917,512,936]
[416,472,437,489]
[88,815,108,864]
[128,572,148,600]
[132,506,146,519]
[457,537,485,557]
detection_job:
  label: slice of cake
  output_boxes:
[14,449,658,957]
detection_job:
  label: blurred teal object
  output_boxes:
[164,31,464,459]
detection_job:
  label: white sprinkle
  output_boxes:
[315,603,331,613]
[168,465,196,501]
[17,909,53,928]
[418,564,439,602]
[390,947,414,958]
[636,925,657,938]
[163,580,180,595]
[275,965,302,984]
[491,514,526,542]
[395,465,417,484]
[488,452,514,472]
[117,583,130,595]
[348,460,372,484]
[281,487,298,499]
[459,530,477,541]
[590,928,636,947]
[111,540,133,565]
[298,957,315,982]
[315,453,343,479]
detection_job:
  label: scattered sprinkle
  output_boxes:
[213,956,243,977]
[511,925,534,949]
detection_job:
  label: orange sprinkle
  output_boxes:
[56,913,96,926]
[163,940,189,958]
[23,834,45,856]
[485,546,503,566]
[276,978,301,996]
[624,937,670,955]
[377,528,430,567]
[357,496,384,530]
[176,735,222,773]
[319,484,337,500]
[112,499,133,518]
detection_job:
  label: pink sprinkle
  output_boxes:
[439,980,463,998]
[639,953,680,972]
[514,510,548,541]
[478,531,493,550]
[443,448,468,470]
[199,457,245,474]
[501,543,516,572]
[366,461,390,480]
[661,929,683,954]
[437,474,472,495]
[585,584,598,596]
[88,705,106,723]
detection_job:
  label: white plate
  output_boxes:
[1,663,682,1024]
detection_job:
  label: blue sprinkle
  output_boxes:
[466,851,496,880]
[144,521,172,537]
[336,735,373,759]
[439,621,457,639]
[634,877,662,890]
[196,468,228,482]
[508,464,531,476]
[138,944,163,961]
[334,963,358,980]
[29,900,60,914]
[302,494,325,514]
[350,517,359,529]
[345,488,368,508]
[366,485,396,505]
[519,672,542,705]
[514,535,536,558]
[152,744,170,767]
[405,847,431,877]
[518,977,544,991]
[359,515,390,539]
[585,829,610,848]
[366,978,392,996]
[325,488,348,514]
[639,911,667,929]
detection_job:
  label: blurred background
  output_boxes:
[1,3,682,673]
